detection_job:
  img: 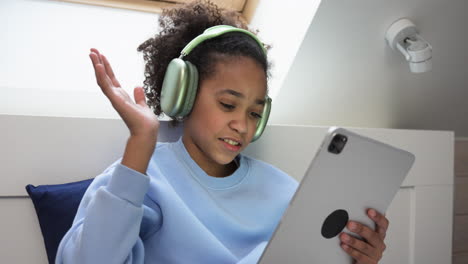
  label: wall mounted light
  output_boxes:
[386,18,432,73]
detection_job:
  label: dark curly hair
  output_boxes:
[137,0,271,123]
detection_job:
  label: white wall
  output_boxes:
[0,0,317,120]
[269,0,468,137]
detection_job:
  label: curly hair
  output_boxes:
[137,0,271,123]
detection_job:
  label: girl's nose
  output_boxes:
[229,114,248,134]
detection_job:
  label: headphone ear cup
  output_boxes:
[161,58,188,117]
[160,59,199,118]
[179,61,199,117]
[251,97,272,142]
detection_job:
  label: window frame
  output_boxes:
[56,0,259,23]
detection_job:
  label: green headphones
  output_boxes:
[160,25,271,142]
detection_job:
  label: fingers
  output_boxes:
[90,48,120,88]
[100,53,121,88]
[341,242,377,264]
[90,48,102,63]
[341,210,389,263]
[340,230,383,261]
[89,48,122,99]
[346,221,385,253]
[89,51,112,97]
[368,209,389,240]
[134,87,148,107]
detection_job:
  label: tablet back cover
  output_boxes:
[259,127,415,263]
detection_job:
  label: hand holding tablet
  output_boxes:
[340,208,389,263]
[259,127,415,263]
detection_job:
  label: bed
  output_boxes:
[0,114,454,263]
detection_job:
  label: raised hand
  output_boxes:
[89,48,159,140]
[340,209,389,264]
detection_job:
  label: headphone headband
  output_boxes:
[179,25,267,58]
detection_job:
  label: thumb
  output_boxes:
[133,86,148,107]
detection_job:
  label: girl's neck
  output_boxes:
[208,161,237,178]
[181,137,237,178]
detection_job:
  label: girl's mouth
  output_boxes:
[219,138,242,151]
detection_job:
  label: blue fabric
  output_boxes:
[26,178,93,264]
[56,139,298,263]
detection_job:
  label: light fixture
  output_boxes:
[385,18,432,73]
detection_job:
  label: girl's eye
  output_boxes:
[251,112,263,119]
[220,102,235,110]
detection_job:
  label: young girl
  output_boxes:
[56,1,389,263]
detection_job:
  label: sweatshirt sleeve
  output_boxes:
[55,162,154,264]
[236,241,268,264]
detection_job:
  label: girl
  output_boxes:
[56,1,388,263]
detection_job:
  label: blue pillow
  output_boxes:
[26,178,93,264]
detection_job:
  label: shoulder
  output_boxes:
[150,140,181,165]
[89,141,176,190]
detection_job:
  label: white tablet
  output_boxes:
[259,127,415,263]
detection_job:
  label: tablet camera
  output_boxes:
[321,209,349,239]
[328,134,348,154]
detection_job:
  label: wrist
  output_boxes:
[129,130,158,142]
[128,133,157,145]
[121,135,156,175]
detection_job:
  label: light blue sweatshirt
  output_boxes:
[56,138,298,263]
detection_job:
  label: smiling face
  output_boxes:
[182,55,267,177]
